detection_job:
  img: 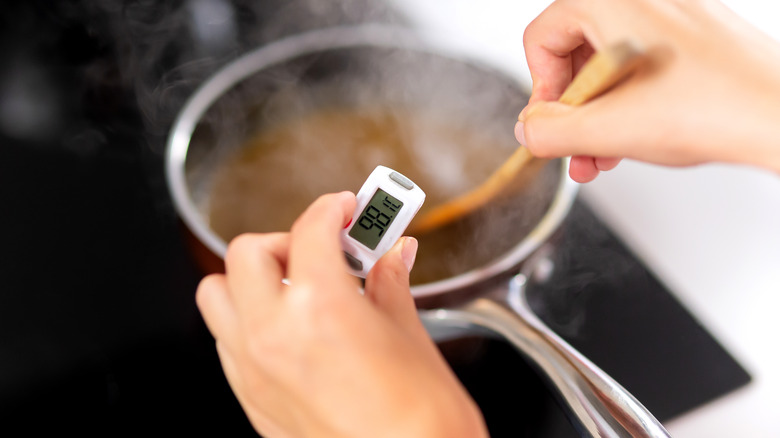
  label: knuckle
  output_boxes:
[307,193,336,215]
[367,261,403,288]
[289,214,306,235]
[197,272,220,289]
[196,274,224,299]
[522,22,535,46]
[224,233,261,265]
[292,286,349,330]
[522,13,544,46]
[291,283,330,315]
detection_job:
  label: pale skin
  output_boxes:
[516,0,780,182]
[196,191,489,438]
[197,1,780,436]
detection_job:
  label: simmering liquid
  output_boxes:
[207,106,549,285]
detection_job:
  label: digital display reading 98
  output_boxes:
[348,189,404,250]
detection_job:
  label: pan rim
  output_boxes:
[165,24,579,298]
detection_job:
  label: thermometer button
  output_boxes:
[389,171,414,190]
[343,251,363,272]
[340,165,425,278]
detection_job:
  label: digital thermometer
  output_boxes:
[341,166,426,278]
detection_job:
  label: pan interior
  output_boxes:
[183,45,559,287]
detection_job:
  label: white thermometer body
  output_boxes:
[340,166,425,277]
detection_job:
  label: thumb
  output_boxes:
[516,100,590,159]
[364,237,422,331]
[518,93,647,161]
[517,101,629,181]
[516,102,618,182]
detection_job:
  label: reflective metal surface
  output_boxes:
[165,24,580,299]
[165,24,673,437]
[2,3,750,437]
[422,252,671,437]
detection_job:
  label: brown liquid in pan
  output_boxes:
[208,106,550,285]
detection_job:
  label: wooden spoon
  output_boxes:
[408,40,646,235]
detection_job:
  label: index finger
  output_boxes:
[523,0,597,104]
[287,191,358,294]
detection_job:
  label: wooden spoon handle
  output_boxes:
[558,40,645,105]
[408,40,645,235]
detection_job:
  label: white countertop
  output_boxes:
[390,1,780,436]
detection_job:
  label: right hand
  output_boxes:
[196,192,488,438]
[516,0,780,182]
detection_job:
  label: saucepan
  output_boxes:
[165,25,669,437]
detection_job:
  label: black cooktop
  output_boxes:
[445,200,751,437]
[0,1,749,436]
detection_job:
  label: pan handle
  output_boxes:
[419,274,670,438]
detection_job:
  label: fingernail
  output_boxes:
[514,121,526,145]
[401,237,418,273]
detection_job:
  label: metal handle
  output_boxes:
[420,274,670,438]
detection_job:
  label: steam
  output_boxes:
[523,203,643,339]
[0,1,575,290]
[21,0,551,286]
[5,0,401,150]
[121,0,404,143]
[186,28,541,284]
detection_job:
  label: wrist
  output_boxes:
[745,83,780,174]
[766,92,780,174]
[733,45,780,174]
[712,68,780,174]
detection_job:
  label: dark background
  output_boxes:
[0,1,750,437]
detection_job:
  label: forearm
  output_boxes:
[747,70,780,174]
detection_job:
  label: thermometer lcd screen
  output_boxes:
[349,189,404,250]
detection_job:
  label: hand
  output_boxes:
[516,0,780,182]
[195,192,488,438]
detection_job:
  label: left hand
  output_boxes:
[195,191,488,438]
[516,0,780,182]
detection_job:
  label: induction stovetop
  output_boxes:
[0,2,749,436]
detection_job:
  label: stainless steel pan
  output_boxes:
[166,25,669,438]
